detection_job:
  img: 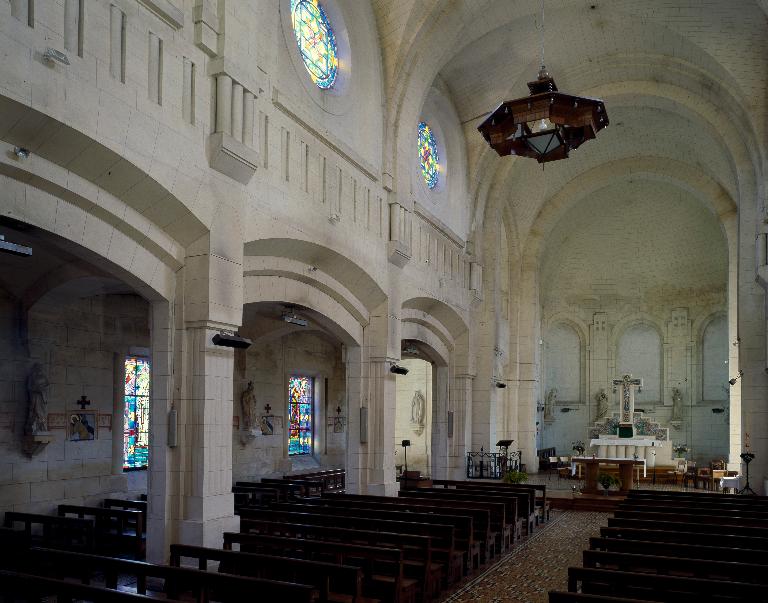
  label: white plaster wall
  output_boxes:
[0,292,149,513]
[541,409,589,456]
[702,314,728,401]
[232,331,345,481]
[616,324,662,402]
[544,323,581,402]
[394,359,432,475]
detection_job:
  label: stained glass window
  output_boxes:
[418,121,439,189]
[290,0,339,89]
[288,376,313,455]
[124,357,150,470]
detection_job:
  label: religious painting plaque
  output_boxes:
[260,415,274,435]
[69,412,97,441]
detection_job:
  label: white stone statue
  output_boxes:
[411,390,426,435]
[240,381,255,430]
[544,388,557,420]
[26,363,49,435]
[671,387,683,421]
[595,388,608,420]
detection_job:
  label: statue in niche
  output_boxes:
[544,388,557,421]
[25,363,49,435]
[411,390,426,435]
[240,381,255,431]
[671,387,683,422]
[595,389,609,420]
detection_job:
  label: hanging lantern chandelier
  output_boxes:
[477,2,608,163]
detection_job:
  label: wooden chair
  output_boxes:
[682,461,696,489]
[696,467,711,490]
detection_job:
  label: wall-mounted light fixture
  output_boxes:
[13,147,30,160]
[728,369,744,386]
[43,47,70,65]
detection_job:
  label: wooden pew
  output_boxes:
[590,536,768,565]
[600,525,768,550]
[222,532,416,603]
[398,489,518,549]
[619,496,768,513]
[103,499,147,527]
[5,546,317,602]
[618,500,768,517]
[549,592,661,603]
[568,566,768,601]
[267,500,473,578]
[239,518,437,601]
[628,489,768,502]
[320,493,491,570]
[582,549,768,583]
[432,479,549,523]
[287,469,345,491]
[442,483,538,530]
[233,484,281,506]
[3,511,95,551]
[58,504,144,558]
[613,508,768,528]
[402,486,530,537]
[607,516,768,538]
[170,543,365,603]
[261,477,326,496]
[240,504,462,587]
[237,479,304,499]
[0,570,172,602]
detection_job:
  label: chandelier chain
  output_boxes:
[540,0,545,69]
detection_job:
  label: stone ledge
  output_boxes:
[207,132,259,185]
[138,0,185,29]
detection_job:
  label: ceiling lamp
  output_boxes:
[477,2,608,164]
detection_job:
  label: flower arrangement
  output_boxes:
[503,469,529,484]
[572,440,586,456]
[598,472,620,491]
[672,443,689,456]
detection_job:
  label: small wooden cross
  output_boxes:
[76,395,91,411]
[264,403,272,414]
[336,406,342,416]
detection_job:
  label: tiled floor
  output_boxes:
[444,510,609,603]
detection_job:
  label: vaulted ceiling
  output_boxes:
[371,0,767,251]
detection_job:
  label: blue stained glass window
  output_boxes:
[124,357,150,470]
[288,376,313,455]
[290,0,339,89]
[418,121,439,189]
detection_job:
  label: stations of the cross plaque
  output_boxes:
[612,374,642,438]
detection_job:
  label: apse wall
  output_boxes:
[0,292,149,513]
[539,181,729,463]
[232,331,346,481]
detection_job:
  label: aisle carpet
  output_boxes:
[444,510,608,603]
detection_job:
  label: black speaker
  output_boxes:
[212,333,253,349]
[390,364,409,375]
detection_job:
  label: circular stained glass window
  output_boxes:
[418,121,440,189]
[290,0,339,90]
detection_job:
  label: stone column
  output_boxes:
[450,374,474,479]
[589,313,608,423]
[430,365,450,480]
[366,358,397,495]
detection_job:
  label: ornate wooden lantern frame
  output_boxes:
[478,68,609,163]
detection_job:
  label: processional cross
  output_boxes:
[612,374,642,438]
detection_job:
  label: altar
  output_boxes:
[589,437,663,462]
[572,456,646,494]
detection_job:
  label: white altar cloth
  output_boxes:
[589,438,657,447]
[572,457,646,477]
[720,476,741,491]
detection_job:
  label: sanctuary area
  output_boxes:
[0,1,767,601]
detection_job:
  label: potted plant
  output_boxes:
[672,443,689,459]
[572,440,586,456]
[503,469,529,484]
[598,472,620,495]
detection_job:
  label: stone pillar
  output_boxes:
[430,365,450,480]
[366,358,397,495]
[451,374,474,479]
[216,74,233,135]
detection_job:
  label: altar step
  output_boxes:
[549,490,625,512]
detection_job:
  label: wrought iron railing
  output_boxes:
[466,450,521,479]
